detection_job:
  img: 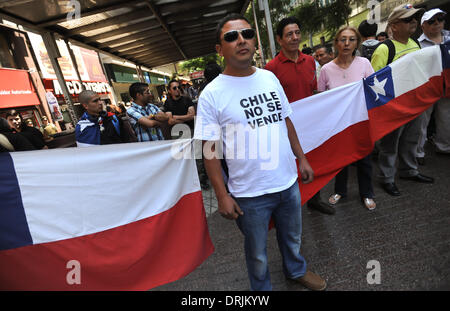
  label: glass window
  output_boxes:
[0,31,16,69]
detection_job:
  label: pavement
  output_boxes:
[155,144,450,291]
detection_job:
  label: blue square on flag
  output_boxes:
[363,66,395,111]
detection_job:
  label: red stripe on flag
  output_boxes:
[0,191,214,290]
[369,76,444,142]
[299,120,373,204]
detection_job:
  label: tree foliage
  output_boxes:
[293,0,365,43]
[247,0,368,58]
[245,0,294,60]
[178,53,224,74]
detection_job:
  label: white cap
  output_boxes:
[421,8,446,25]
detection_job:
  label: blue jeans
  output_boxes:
[233,180,307,291]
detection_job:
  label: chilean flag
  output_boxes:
[290,42,448,203]
[0,140,214,290]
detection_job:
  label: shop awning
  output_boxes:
[0,0,251,68]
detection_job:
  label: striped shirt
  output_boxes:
[126,102,164,142]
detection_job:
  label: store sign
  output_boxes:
[51,80,111,96]
[0,68,40,109]
[189,71,204,79]
[28,32,107,83]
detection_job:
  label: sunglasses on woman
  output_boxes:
[426,16,445,25]
[223,28,256,42]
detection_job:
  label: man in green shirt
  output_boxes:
[370,4,434,197]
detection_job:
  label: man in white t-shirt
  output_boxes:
[194,13,326,291]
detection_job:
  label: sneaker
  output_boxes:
[290,271,327,291]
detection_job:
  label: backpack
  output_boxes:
[361,42,381,61]
[381,38,421,65]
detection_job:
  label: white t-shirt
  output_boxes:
[194,67,298,197]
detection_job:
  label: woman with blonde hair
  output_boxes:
[318,26,376,211]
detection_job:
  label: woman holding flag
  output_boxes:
[318,26,376,211]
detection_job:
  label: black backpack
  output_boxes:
[361,42,381,61]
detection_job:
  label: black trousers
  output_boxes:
[334,154,374,199]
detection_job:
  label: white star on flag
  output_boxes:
[369,75,388,101]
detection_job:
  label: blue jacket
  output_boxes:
[75,112,121,147]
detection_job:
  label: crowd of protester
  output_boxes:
[0,3,448,292]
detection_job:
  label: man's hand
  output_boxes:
[299,156,314,184]
[217,194,243,220]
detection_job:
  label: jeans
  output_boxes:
[233,180,307,291]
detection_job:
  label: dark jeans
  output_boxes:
[335,154,374,199]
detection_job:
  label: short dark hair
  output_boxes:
[358,20,378,38]
[168,79,179,89]
[204,62,222,82]
[276,16,301,38]
[302,47,313,55]
[215,13,251,44]
[315,44,333,55]
[376,32,388,39]
[129,82,148,100]
[5,109,20,119]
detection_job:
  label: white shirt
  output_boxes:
[194,68,298,197]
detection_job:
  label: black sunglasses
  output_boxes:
[223,28,256,42]
[426,16,445,25]
[171,86,180,90]
[400,16,417,23]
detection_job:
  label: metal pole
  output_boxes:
[252,0,265,66]
[42,32,78,127]
[64,39,86,91]
[261,0,276,59]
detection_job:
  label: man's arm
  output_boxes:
[167,106,195,125]
[285,116,314,184]
[137,116,163,128]
[154,111,168,121]
[172,106,195,122]
[202,140,243,220]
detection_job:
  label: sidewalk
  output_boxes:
[157,146,450,291]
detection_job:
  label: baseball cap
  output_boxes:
[388,4,424,23]
[421,8,446,25]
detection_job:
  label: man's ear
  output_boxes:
[276,35,282,46]
[215,44,222,56]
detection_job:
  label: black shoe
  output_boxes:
[308,200,335,215]
[400,173,434,184]
[381,182,401,196]
[417,157,425,166]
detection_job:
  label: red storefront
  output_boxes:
[0,67,42,125]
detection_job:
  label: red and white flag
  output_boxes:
[0,140,214,290]
[290,43,448,202]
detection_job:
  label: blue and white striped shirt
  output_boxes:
[127,102,164,142]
